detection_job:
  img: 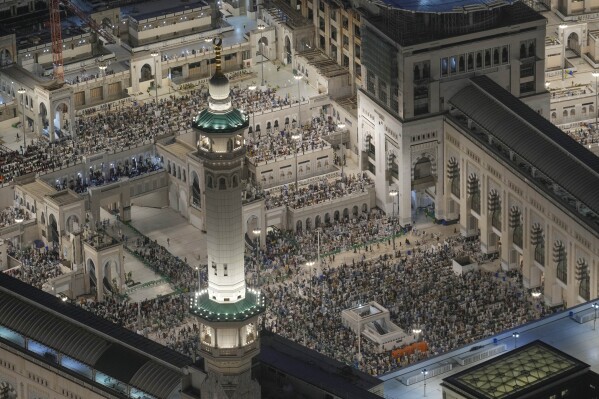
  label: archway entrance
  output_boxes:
[87,259,97,292]
[567,32,580,56]
[140,63,152,82]
[39,102,49,135]
[104,259,120,294]
[0,48,12,66]
[54,102,69,139]
[48,214,59,246]
[259,36,268,60]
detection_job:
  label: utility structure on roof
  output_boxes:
[190,37,264,399]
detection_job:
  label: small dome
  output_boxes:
[209,71,229,100]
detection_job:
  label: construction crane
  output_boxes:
[49,0,118,82]
[49,0,64,82]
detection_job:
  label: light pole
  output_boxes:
[303,258,315,347]
[248,84,257,139]
[17,88,26,154]
[412,327,422,341]
[593,71,599,128]
[150,51,160,104]
[292,132,301,190]
[252,228,261,286]
[257,24,265,88]
[295,73,302,128]
[593,303,599,330]
[560,24,568,81]
[390,189,398,250]
[422,368,428,397]
[337,122,345,177]
[512,331,519,349]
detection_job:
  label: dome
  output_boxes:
[209,71,230,100]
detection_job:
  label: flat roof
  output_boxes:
[260,332,382,399]
[20,179,56,200]
[122,0,209,22]
[47,190,83,206]
[372,0,518,13]
[442,340,588,399]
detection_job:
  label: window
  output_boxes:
[467,53,474,70]
[224,264,228,276]
[476,52,482,68]
[502,46,509,63]
[458,56,465,72]
[441,58,448,77]
[219,177,226,190]
[450,56,457,74]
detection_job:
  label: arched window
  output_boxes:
[219,177,227,190]
[467,54,474,70]
[493,49,499,65]
[520,43,527,59]
[458,56,465,72]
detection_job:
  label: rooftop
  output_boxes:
[260,332,383,399]
[47,189,83,206]
[442,340,588,399]
[122,0,209,22]
[19,179,56,200]
[371,0,518,13]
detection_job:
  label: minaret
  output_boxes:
[190,38,264,399]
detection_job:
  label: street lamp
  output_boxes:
[337,122,346,177]
[559,24,568,81]
[17,88,26,154]
[303,259,316,346]
[592,71,599,128]
[292,132,301,189]
[512,332,520,348]
[252,228,261,286]
[257,24,265,88]
[248,84,257,140]
[422,368,429,397]
[150,51,160,104]
[295,74,302,126]
[390,189,398,250]
[593,303,599,330]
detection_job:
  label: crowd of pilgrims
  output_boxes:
[261,237,546,376]
[0,83,336,187]
[563,126,599,146]
[1,208,551,375]
[4,248,63,289]
[264,173,374,210]
[0,206,29,227]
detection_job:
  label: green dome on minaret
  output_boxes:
[191,37,249,133]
